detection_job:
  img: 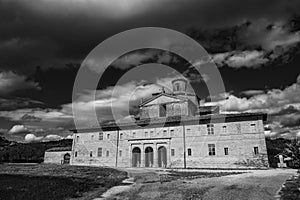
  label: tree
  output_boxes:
[283,139,300,168]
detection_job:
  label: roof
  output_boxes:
[71,112,268,133]
[198,106,219,113]
[45,146,72,152]
[139,93,186,107]
[171,78,188,83]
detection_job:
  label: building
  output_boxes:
[70,79,269,168]
[44,147,72,164]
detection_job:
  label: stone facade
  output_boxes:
[44,147,72,164]
[70,79,269,169]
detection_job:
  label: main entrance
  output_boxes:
[145,147,154,167]
[132,147,141,167]
[158,146,167,167]
[63,153,70,164]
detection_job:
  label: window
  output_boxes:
[186,128,191,134]
[187,148,192,156]
[106,150,109,157]
[145,132,148,137]
[99,132,103,140]
[159,104,167,117]
[119,150,122,157]
[97,148,102,157]
[132,132,136,138]
[208,144,216,156]
[107,134,110,139]
[175,83,180,91]
[163,130,167,136]
[222,126,227,134]
[207,124,214,135]
[250,124,256,132]
[120,133,123,140]
[224,147,229,155]
[171,149,175,156]
[76,136,79,142]
[236,124,241,133]
[75,151,78,157]
[254,147,259,155]
[91,135,94,140]
[150,131,154,136]
[90,151,93,157]
[170,130,174,136]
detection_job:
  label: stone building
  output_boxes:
[44,147,72,164]
[70,79,269,168]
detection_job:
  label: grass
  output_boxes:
[0,163,127,200]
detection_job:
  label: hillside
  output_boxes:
[0,138,72,163]
[0,136,12,147]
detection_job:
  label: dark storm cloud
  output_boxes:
[0,71,40,96]
[0,97,44,111]
[0,0,300,71]
[1,0,300,140]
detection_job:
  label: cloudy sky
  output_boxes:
[0,0,300,142]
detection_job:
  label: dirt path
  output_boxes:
[107,168,297,200]
[196,169,297,200]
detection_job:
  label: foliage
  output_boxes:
[282,140,300,168]
[266,138,300,168]
[0,136,11,147]
[266,138,291,168]
[279,170,300,199]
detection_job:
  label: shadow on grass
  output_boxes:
[0,164,128,200]
[0,174,99,200]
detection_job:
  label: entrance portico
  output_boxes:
[129,138,171,168]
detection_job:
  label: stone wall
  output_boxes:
[44,151,71,164]
[70,119,269,169]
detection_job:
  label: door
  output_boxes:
[145,147,154,167]
[132,147,141,167]
[158,146,167,168]
[63,153,70,164]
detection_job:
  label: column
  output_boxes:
[141,144,145,167]
[153,143,158,167]
[168,141,171,168]
[130,145,132,167]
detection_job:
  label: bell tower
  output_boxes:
[172,78,199,106]
[172,79,187,95]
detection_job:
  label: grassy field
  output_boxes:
[0,163,127,200]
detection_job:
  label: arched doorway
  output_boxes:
[158,146,167,168]
[145,147,154,167]
[63,153,70,164]
[132,147,141,167]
